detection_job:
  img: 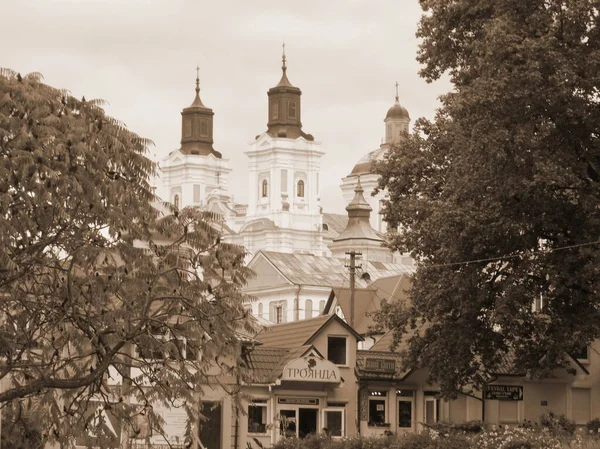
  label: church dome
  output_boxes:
[350,146,388,176]
[385,101,410,120]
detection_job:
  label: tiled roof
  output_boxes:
[245,347,290,383]
[259,251,413,288]
[255,315,332,348]
[245,345,313,384]
[356,350,411,380]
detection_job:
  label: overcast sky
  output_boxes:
[2,0,451,214]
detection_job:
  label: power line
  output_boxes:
[424,239,600,269]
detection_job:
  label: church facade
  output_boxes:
[157,54,412,262]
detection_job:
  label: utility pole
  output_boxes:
[345,251,362,328]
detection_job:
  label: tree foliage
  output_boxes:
[376,1,600,396]
[0,68,255,446]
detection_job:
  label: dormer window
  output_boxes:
[261,180,268,198]
[297,180,305,197]
[288,100,296,119]
[327,336,347,365]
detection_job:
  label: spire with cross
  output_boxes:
[282,41,286,71]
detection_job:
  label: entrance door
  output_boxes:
[298,408,318,438]
[199,401,222,449]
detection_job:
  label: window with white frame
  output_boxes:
[424,391,440,425]
[269,301,287,324]
[248,400,268,434]
[257,303,263,319]
[327,336,347,365]
[323,407,344,437]
[297,180,305,198]
[305,299,313,319]
[368,391,387,426]
[173,194,180,210]
[261,179,268,198]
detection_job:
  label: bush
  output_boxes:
[540,411,576,436]
[585,418,600,436]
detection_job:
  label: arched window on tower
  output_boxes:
[262,179,268,198]
[272,102,279,120]
[297,180,305,198]
[174,194,180,210]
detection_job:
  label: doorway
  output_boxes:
[298,408,318,438]
[199,401,222,449]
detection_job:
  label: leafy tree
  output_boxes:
[0,68,255,446]
[1,401,46,449]
[376,1,600,397]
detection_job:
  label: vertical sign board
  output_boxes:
[484,385,523,401]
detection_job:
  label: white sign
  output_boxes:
[281,357,341,383]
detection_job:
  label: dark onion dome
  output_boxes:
[385,100,410,120]
[350,147,388,176]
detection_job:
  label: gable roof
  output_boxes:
[253,251,413,289]
[325,288,380,335]
[324,274,413,336]
[255,314,363,349]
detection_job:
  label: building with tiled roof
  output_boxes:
[244,250,414,325]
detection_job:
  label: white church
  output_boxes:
[157,53,415,325]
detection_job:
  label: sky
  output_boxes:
[1,0,451,214]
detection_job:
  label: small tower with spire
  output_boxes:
[384,82,410,147]
[265,43,313,140]
[180,66,220,157]
[329,177,392,262]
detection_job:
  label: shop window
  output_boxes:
[305,299,313,319]
[368,391,387,426]
[248,400,267,434]
[424,392,440,425]
[262,179,268,198]
[323,408,344,437]
[297,180,305,197]
[327,336,347,365]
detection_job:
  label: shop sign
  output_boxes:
[281,357,341,383]
[484,385,523,401]
[365,358,396,373]
[278,397,320,405]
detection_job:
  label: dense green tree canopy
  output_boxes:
[376,0,600,396]
[0,69,254,446]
